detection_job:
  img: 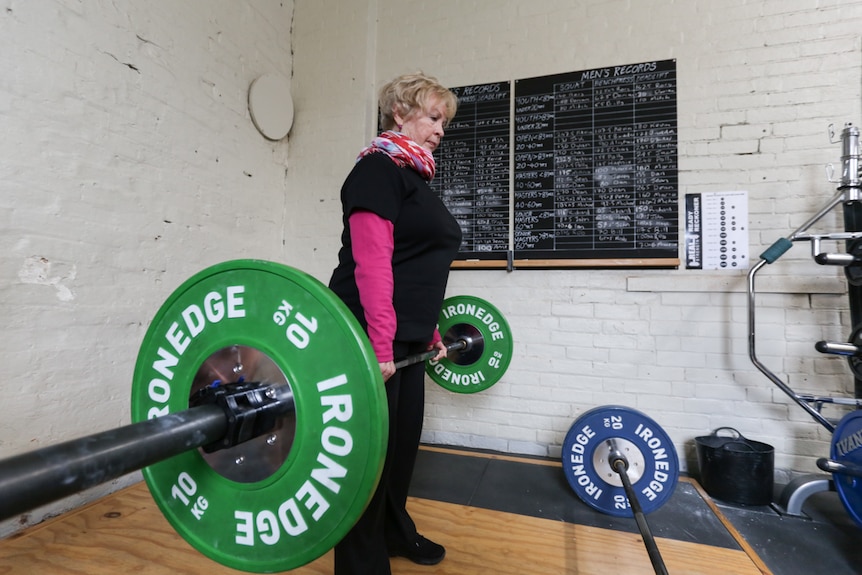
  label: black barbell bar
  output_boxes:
[0,404,228,521]
[393,338,473,369]
[607,439,669,575]
[0,337,478,523]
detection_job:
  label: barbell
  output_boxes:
[0,260,513,573]
[562,405,679,575]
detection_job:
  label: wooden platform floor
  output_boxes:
[0,469,769,574]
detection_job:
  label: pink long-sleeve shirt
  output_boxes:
[349,210,441,362]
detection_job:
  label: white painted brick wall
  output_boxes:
[1,0,294,536]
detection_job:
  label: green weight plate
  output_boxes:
[427,295,512,393]
[131,260,387,573]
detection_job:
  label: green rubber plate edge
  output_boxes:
[427,294,513,393]
[130,260,387,572]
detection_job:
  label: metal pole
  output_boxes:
[393,339,470,369]
[0,404,227,521]
[748,260,836,432]
[610,451,669,575]
[0,339,474,522]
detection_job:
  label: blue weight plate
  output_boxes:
[830,410,862,528]
[562,405,679,517]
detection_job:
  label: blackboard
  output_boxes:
[513,60,678,265]
[431,81,511,262]
[431,60,680,269]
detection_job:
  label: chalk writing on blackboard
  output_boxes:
[431,81,511,261]
[513,60,678,262]
[431,60,679,268]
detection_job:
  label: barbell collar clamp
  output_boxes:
[190,381,295,453]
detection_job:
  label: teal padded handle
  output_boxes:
[759,237,792,263]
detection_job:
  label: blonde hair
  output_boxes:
[378,72,458,131]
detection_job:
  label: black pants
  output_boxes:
[334,341,427,575]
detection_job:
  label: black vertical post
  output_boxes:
[844,201,862,398]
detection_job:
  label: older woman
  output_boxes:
[329,72,460,574]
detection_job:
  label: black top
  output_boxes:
[329,152,462,343]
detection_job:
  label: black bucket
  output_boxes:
[695,427,774,505]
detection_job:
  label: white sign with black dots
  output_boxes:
[684,191,749,270]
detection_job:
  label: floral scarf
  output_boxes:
[356,131,436,181]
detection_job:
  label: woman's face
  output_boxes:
[394,96,447,154]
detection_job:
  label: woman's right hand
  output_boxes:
[379,361,396,382]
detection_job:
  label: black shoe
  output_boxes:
[389,534,446,565]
